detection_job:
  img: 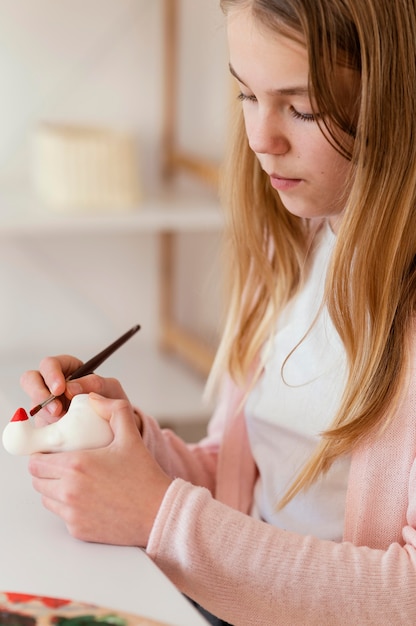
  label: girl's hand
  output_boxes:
[28,395,171,547]
[20,355,130,425]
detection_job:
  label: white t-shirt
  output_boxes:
[245,222,350,541]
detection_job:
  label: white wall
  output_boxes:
[0,0,228,189]
[0,0,229,412]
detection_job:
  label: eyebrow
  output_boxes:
[228,63,310,97]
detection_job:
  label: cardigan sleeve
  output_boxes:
[138,414,218,492]
[138,374,243,494]
[146,478,416,626]
[146,335,416,624]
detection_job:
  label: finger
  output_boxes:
[37,492,85,541]
[19,370,61,422]
[67,375,129,401]
[41,495,70,522]
[89,394,138,443]
[45,355,84,381]
[32,476,59,500]
[19,369,59,408]
[28,451,71,480]
[38,355,82,396]
[21,355,83,419]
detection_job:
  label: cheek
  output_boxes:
[311,143,350,181]
[240,105,267,151]
[327,157,351,188]
[242,110,255,146]
[315,156,352,211]
[308,126,353,175]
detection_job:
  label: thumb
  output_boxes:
[88,393,139,444]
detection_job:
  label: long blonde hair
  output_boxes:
[213,0,416,504]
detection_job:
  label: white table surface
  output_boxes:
[0,445,207,626]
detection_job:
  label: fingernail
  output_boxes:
[66,382,83,397]
[46,400,60,414]
[50,379,63,395]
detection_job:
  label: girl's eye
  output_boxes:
[237,91,257,103]
[237,94,319,123]
[290,106,318,123]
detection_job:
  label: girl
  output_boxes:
[23,0,416,624]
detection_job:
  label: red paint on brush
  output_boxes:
[11,407,29,422]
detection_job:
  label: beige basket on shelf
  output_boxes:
[32,122,142,213]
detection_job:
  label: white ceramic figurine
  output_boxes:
[2,394,113,455]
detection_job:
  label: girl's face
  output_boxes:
[227,8,353,232]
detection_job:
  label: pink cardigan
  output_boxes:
[143,361,416,624]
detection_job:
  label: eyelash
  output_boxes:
[237,92,317,123]
[237,92,256,103]
[289,107,317,123]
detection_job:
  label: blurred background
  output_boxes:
[0,0,230,440]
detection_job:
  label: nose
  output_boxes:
[247,112,290,156]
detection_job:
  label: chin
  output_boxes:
[279,197,337,223]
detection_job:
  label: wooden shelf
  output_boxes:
[0,187,223,235]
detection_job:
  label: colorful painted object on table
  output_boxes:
[0,592,172,625]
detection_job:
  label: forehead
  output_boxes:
[227,8,310,90]
[227,7,359,104]
[227,6,306,53]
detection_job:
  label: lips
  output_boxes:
[269,174,302,192]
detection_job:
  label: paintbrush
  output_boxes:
[29,323,141,416]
